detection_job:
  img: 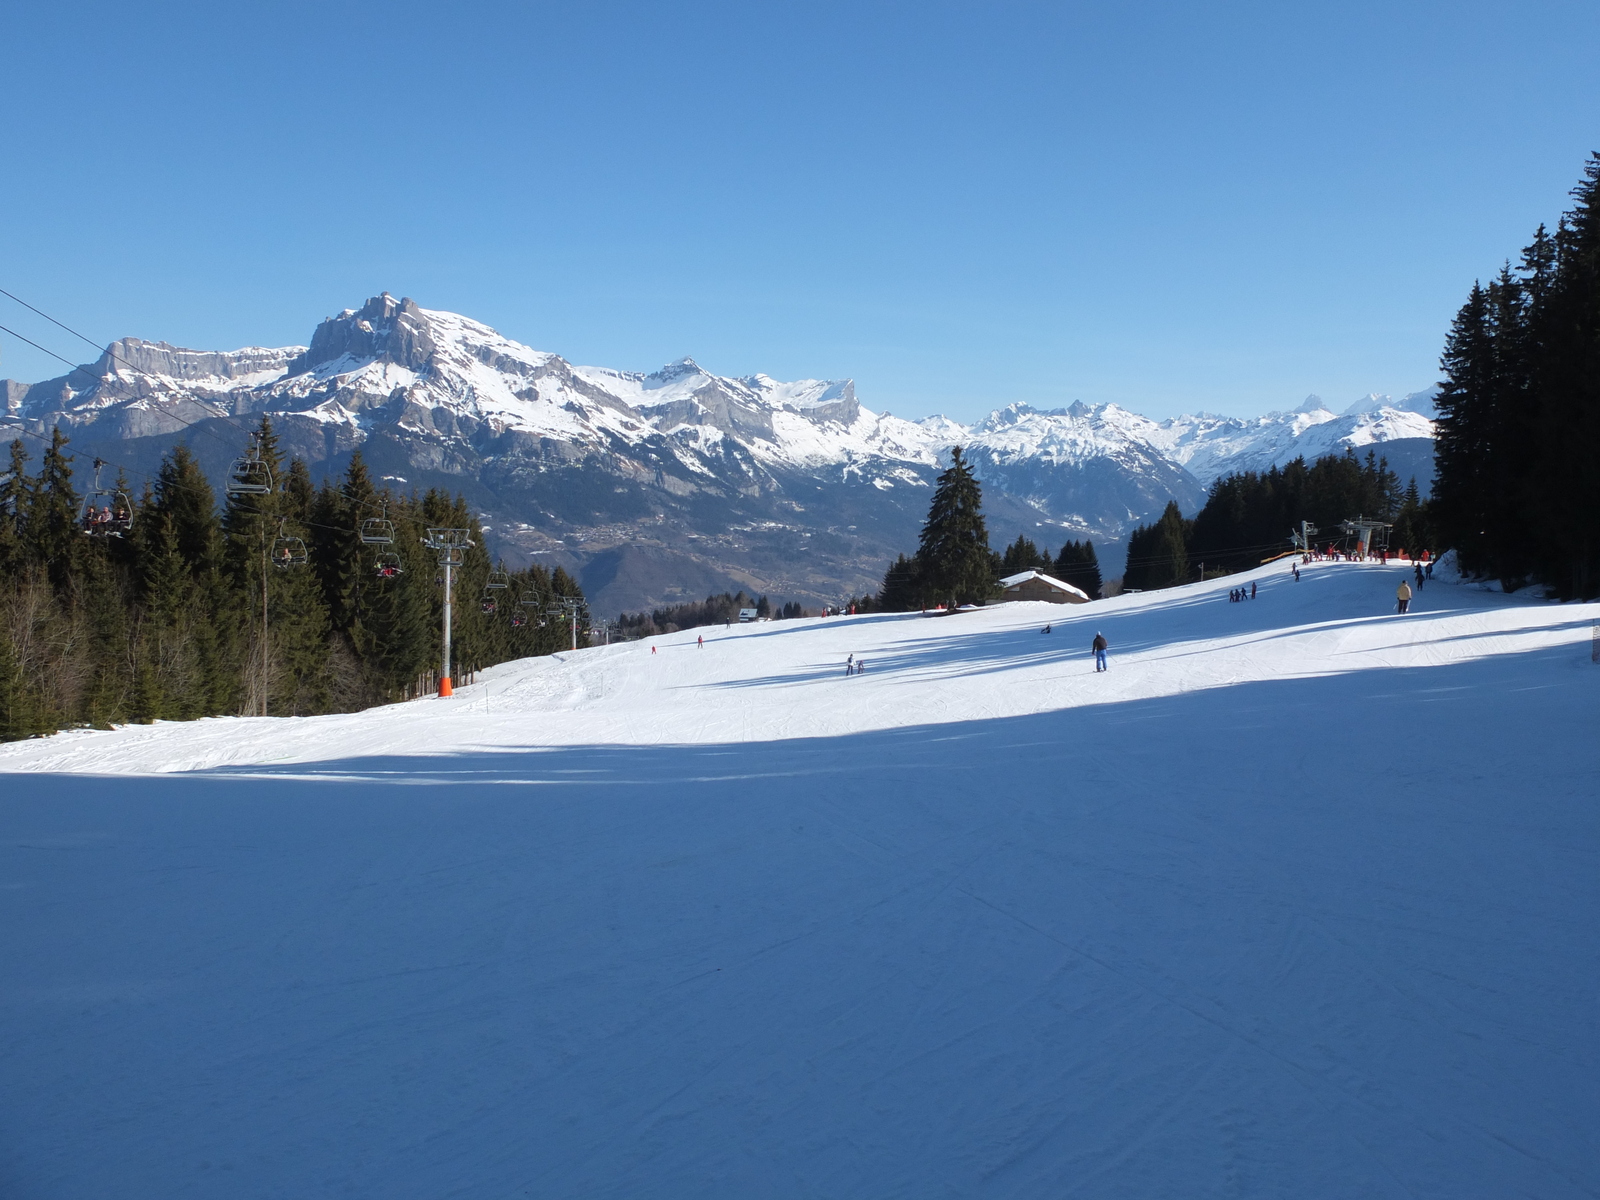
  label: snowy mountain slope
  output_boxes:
[2,565,1595,1198]
[1132,389,1438,483]
[0,293,1436,612]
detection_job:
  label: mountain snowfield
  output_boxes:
[1,294,1440,614]
[4,561,1596,1197]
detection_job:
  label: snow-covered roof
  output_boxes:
[999,570,1090,600]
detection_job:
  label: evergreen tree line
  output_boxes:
[1432,153,1600,598]
[0,419,587,741]
[618,591,811,637]
[1120,448,1427,591]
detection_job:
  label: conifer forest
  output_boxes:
[1431,153,1600,598]
[0,418,588,740]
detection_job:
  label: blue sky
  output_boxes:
[2,0,1596,421]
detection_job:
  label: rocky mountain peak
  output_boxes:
[288,293,436,376]
[650,357,705,384]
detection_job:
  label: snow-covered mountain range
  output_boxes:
[1,294,1436,613]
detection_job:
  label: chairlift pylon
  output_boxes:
[79,458,133,538]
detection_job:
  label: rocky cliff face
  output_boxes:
[0,294,1434,614]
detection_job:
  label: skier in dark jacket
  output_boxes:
[1092,632,1108,672]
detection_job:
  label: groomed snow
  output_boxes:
[2,562,1596,1197]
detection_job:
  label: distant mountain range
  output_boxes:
[1,294,1436,615]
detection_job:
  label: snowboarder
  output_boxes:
[1092,632,1108,672]
[1396,580,1412,614]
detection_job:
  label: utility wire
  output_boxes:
[0,287,111,356]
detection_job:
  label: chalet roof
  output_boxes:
[998,570,1090,601]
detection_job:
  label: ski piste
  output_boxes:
[2,557,1596,1197]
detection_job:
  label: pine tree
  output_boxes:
[27,428,81,588]
[1001,535,1049,575]
[1055,539,1102,599]
[916,447,995,607]
[1123,503,1192,591]
[877,553,924,611]
[0,440,30,579]
[1529,155,1600,597]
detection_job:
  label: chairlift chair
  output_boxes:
[226,437,273,496]
[511,611,528,628]
[272,520,308,569]
[375,551,403,578]
[360,505,396,545]
[486,567,510,590]
[79,459,134,538]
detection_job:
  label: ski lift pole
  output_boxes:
[424,529,473,697]
[442,554,454,696]
[260,540,269,717]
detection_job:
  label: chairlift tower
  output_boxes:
[423,528,474,696]
[1289,520,1319,554]
[545,597,586,652]
[1339,516,1392,558]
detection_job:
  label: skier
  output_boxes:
[1396,580,1412,614]
[1414,562,1424,591]
[1250,581,1257,600]
[1041,624,1051,634]
[697,635,704,648]
[651,645,657,655]
[1092,632,1108,672]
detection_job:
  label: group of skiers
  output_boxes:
[845,653,866,676]
[1229,582,1257,603]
